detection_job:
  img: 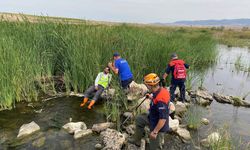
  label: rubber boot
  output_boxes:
[80,97,88,107]
[87,100,95,110]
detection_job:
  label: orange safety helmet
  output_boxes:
[143,73,160,86]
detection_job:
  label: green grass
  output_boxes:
[184,104,204,129]
[0,17,217,109]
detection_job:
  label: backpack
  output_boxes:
[173,61,186,79]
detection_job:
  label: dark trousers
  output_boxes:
[134,113,164,150]
[170,80,185,102]
[84,85,104,101]
[121,78,133,89]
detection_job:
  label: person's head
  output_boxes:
[113,52,121,60]
[143,73,161,92]
[171,53,178,60]
[104,66,110,74]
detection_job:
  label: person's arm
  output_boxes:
[163,65,171,80]
[94,73,101,88]
[150,102,168,139]
[185,63,190,69]
[108,62,119,74]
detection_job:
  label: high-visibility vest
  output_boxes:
[97,72,111,89]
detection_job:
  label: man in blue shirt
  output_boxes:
[108,52,133,89]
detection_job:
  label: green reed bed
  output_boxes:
[0,18,217,109]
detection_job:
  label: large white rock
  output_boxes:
[100,128,126,150]
[17,121,40,138]
[92,122,115,133]
[169,117,179,131]
[207,132,220,144]
[176,127,191,140]
[127,81,148,101]
[62,122,87,134]
[175,101,187,116]
[74,129,92,139]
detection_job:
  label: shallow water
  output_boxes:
[199,45,250,143]
[0,97,106,150]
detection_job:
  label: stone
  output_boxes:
[127,81,148,101]
[95,143,103,149]
[201,118,210,125]
[169,117,179,132]
[62,122,87,134]
[196,90,213,101]
[92,122,115,133]
[213,93,250,107]
[176,127,191,140]
[137,97,150,113]
[175,101,187,116]
[123,112,133,118]
[100,128,126,150]
[125,124,136,135]
[32,137,46,148]
[74,129,92,139]
[69,92,84,97]
[17,121,40,138]
[207,132,220,144]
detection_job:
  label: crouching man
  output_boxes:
[129,73,170,149]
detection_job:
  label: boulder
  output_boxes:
[201,118,210,125]
[127,81,148,101]
[32,137,46,148]
[189,89,213,106]
[207,132,220,144]
[92,122,115,133]
[95,143,103,149]
[74,129,92,139]
[169,117,179,132]
[137,97,150,113]
[62,122,87,134]
[196,90,213,101]
[100,128,126,150]
[125,124,136,135]
[175,101,187,116]
[213,93,250,107]
[176,127,191,140]
[17,121,40,138]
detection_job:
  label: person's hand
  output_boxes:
[145,93,153,99]
[108,62,113,68]
[95,86,98,90]
[150,131,158,140]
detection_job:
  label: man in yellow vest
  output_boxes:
[80,66,112,109]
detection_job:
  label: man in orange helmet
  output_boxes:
[129,73,170,149]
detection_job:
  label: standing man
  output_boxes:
[129,73,170,149]
[108,52,133,89]
[80,66,112,110]
[163,53,189,102]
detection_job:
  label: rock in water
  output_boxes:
[95,143,103,149]
[207,132,220,144]
[100,128,126,150]
[169,117,179,132]
[17,121,40,138]
[62,122,87,134]
[74,129,92,139]
[201,118,210,125]
[213,93,250,107]
[92,122,115,133]
[176,127,191,140]
[196,90,213,101]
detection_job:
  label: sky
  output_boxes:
[0,0,250,23]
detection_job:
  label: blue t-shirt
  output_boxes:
[115,58,133,81]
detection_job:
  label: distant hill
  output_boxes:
[171,19,250,27]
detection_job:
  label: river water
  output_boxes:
[0,45,250,149]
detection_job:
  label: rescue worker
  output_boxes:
[108,52,133,89]
[163,53,189,102]
[80,66,112,110]
[129,73,170,149]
